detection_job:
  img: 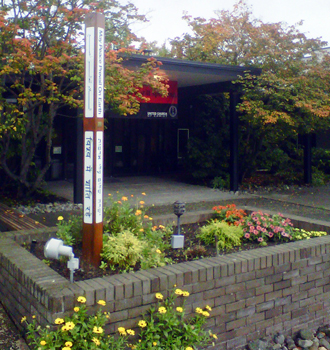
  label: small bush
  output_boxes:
[136,288,217,350]
[101,230,144,271]
[22,296,130,350]
[212,204,246,225]
[56,215,83,245]
[198,220,243,250]
[291,228,327,240]
[241,211,294,245]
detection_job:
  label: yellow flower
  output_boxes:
[195,307,203,314]
[77,296,86,303]
[138,320,147,328]
[118,327,126,335]
[158,306,167,314]
[144,215,149,219]
[149,217,153,220]
[212,333,218,339]
[202,311,210,317]
[62,347,71,350]
[156,249,162,254]
[32,315,36,319]
[122,196,128,201]
[182,291,190,297]
[108,193,112,196]
[153,342,157,346]
[55,318,65,324]
[176,307,183,313]
[74,307,80,312]
[127,329,135,335]
[155,293,163,300]
[141,192,146,196]
[117,200,122,204]
[131,194,134,197]
[93,326,104,334]
[175,289,183,295]
[21,316,26,323]
[140,201,145,205]
[135,210,142,216]
[159,225,165,229]
[186,347,193,350]
[139,228,144,232]
[205,305,212,311]
[40,340,46,346]
[97,300,106,306]
[92,337,100,346]
[57,216,64,221]
[65,322,75,330]
[65,341,73,347]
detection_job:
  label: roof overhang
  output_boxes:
[122,54,261,89]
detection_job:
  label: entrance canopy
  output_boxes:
[122,54,261,95]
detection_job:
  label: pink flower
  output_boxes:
[247,222,252,226]
[256,226,262,231]
[258,237,263,242]
[257,221,261,225]
[268,232,274,238]
[250,226,254,232]
[254,230,258,235]
[244,233,250,239]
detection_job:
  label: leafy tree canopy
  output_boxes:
[0,0,168,195]
[169,0,330,136]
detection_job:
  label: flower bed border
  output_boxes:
[1,209,330,350]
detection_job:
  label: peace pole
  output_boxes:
[82,12,105,266]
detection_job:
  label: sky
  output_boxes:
[125,0,330,47]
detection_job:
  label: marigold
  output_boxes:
[140,201,145,205]
[62,347,71,350]
[155,293,163,300]
[156,249,162,254]
[97,300,106,306]
[122,196,128,201]
[135,210,142,216]
[205,305,212,311]
[202,311,210,317]
[118,327,126,335]
[153,342,157,346]
[92,337,100,346]
[21,316,26,323]
[65,341,73,347]
[138,320,147,328]
[54,318,64,324]
[40,340,46,346]
[57,216,64,221]
[77,296,86,303]
[74,307,80,312]
[141,192,146,196]
[195,307,203,314]
[175,289,183,295]
[186,347,193,350]
[93,326,104,334]
[158,306,167,314]
[176,307,183,313]
[182,291,190,297]
[127,329,135,335]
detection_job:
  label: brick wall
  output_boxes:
[1,219,330,349]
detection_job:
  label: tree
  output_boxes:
[170,0,330,181]
[0,0,168,196]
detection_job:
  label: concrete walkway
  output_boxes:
[43,176,253,206]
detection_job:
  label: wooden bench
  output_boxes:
[0,203,46,231]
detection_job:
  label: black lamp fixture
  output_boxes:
[171,201,185,249]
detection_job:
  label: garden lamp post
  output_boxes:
[171,201,185,249]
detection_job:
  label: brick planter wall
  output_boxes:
[1,214,330,349]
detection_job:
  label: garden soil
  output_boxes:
[2,179,330,348]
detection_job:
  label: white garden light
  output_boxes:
[44,238,79,283]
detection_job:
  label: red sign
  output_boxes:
[139,81,178,104]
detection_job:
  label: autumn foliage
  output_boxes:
[0,0,168,195]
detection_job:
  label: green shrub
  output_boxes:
[101,230,144,271]
[56,214,83,245]
[291,228,327,240]
[22,296,130,350]
[198,220,243,250]
[135,288,216,350]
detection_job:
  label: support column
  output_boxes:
[230,91,239,192]
[304,133,312,184]
[82,12,105,267]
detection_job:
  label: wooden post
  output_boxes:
[82,12,105,267]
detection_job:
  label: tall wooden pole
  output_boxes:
[82,12,105,267]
